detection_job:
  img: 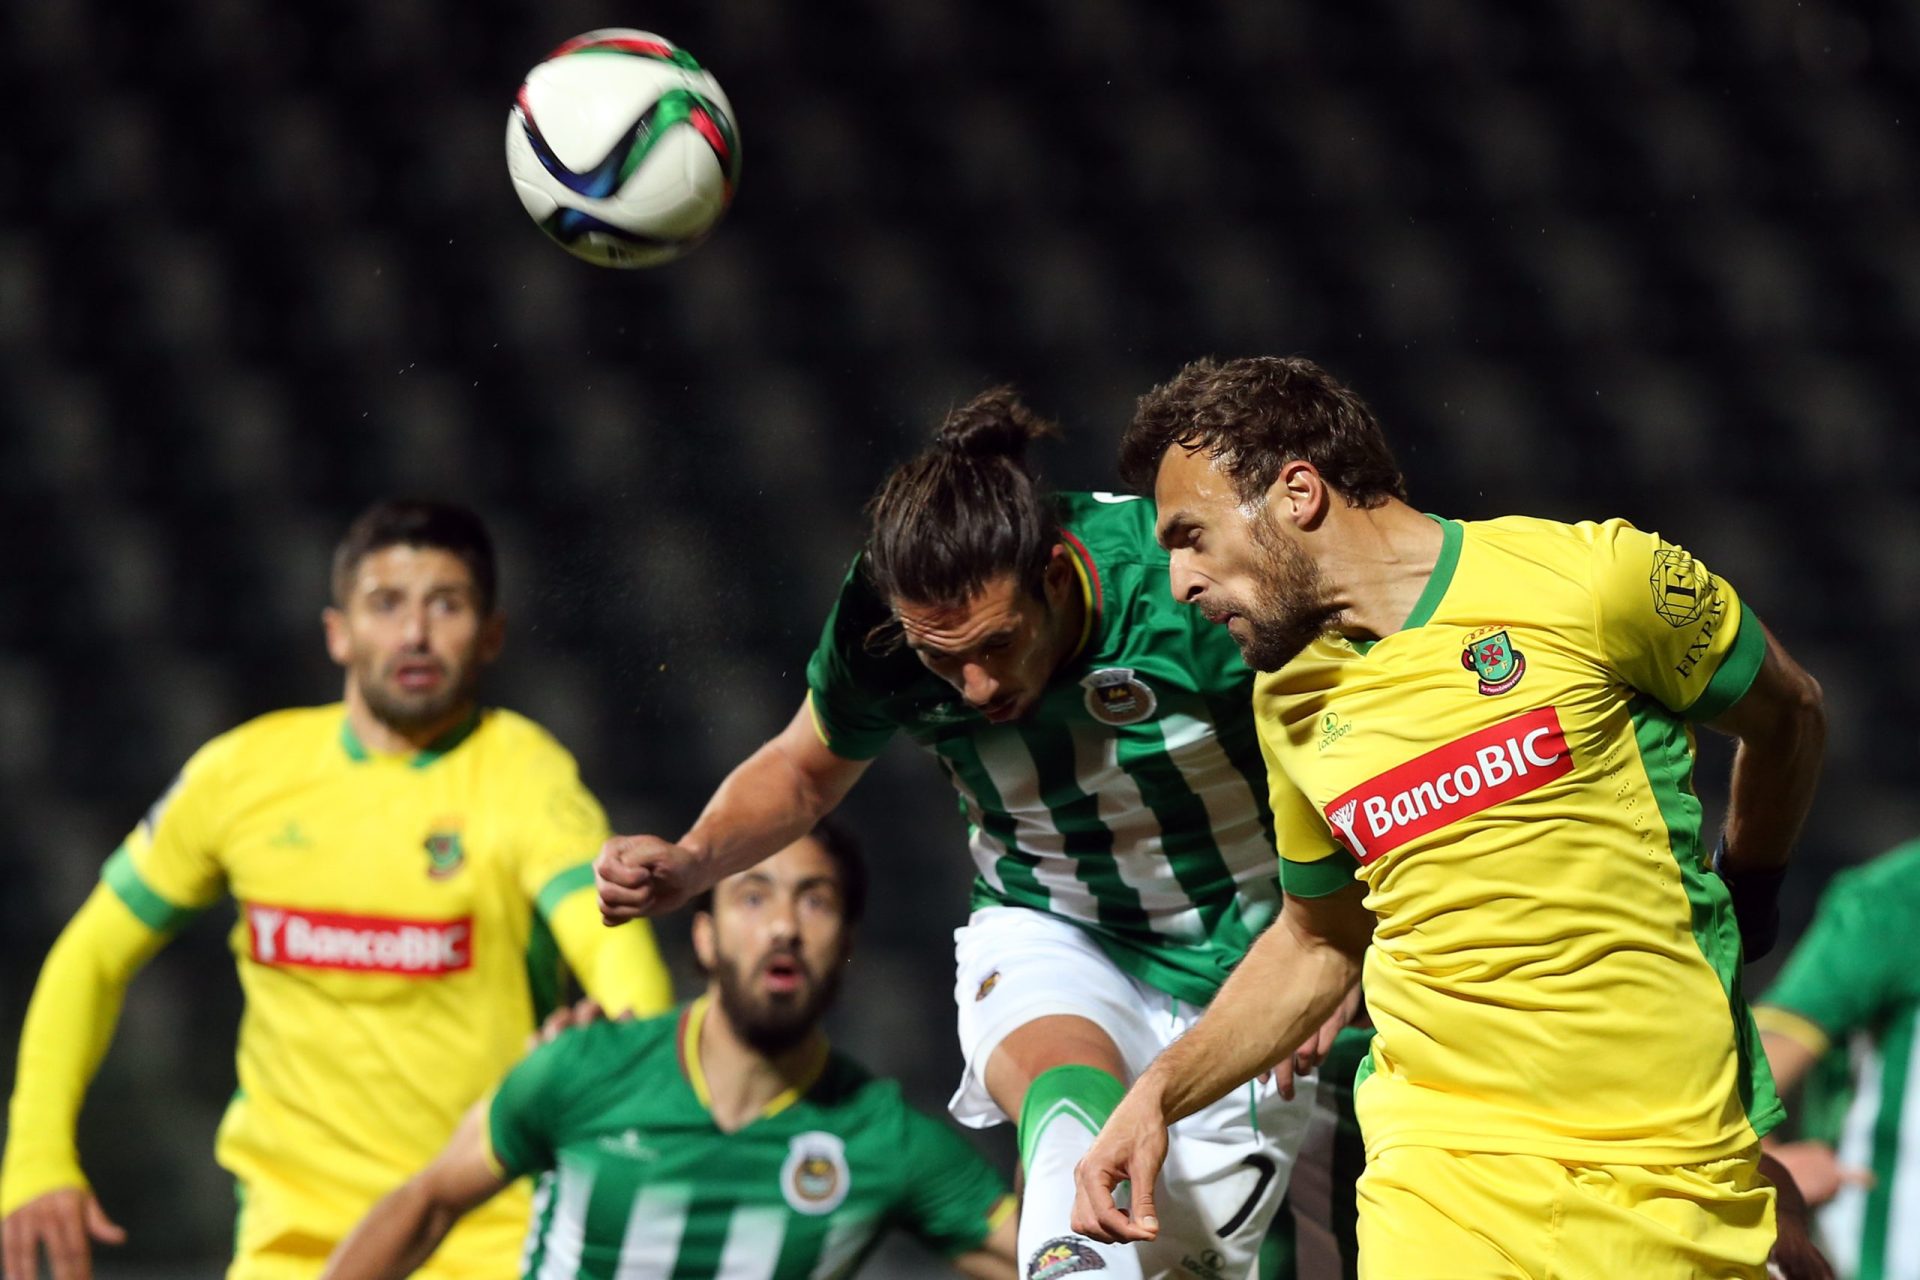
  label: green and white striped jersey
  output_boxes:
[804,491,1279,1005]
[485,1001,1011,1280]
[1758,839,1920,1280]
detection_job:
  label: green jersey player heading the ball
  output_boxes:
[323,824,1017,1280]
[597,389,1341,1280]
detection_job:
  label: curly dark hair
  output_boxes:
[1118,356,1407,508]
[863,386,1061,606]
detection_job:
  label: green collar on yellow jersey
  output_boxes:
[339,707,482,768]
[1350,515,1462,656]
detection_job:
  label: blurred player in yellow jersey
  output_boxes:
[1,500,673,1280]
[1072,358,1833,1278]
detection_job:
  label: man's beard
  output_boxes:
[358,655,479,733]
[713,950,844,1056]
[1232,517,1343,673]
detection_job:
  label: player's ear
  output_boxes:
[1272,460,1329,532]
[322,606,351,666]
[691,911,717,973]
[1042,548,1076,604]
[477,609,507,664]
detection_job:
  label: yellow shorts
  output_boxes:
[1355,1144,1775,1279]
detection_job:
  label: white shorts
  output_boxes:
[950,906,1315,1277]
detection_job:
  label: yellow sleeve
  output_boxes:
[1,887,171,1214]
[515,738,673,1018]
[1254,694,1355,899]
[1587,519,1767,721]
[546,893,674,1018]
[112,743,232,918]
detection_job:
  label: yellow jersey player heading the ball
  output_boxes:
[1,500,672,1280]
[1072,358,1831,1279]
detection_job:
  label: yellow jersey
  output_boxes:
[1259,516,1781,1165]
[2,704,672,1277]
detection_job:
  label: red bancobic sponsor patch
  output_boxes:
[245,903,472,975]
[1322,706,1573,864]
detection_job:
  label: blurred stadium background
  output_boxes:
[3,0,1917,1274]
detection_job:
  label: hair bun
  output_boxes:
[935,386,1060,462]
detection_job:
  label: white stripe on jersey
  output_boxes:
[713,1205,786,1280]
[1154,712,1281,904]
[808,1214,882,1280]
[1067,723,1198,937]
[970,733,1105,925]
[1884,1035,1920,1275]
[536,1161,595,1280]
[523,1174,552,1276]
[1821,1040,1876,1278]
[614,1184,691,1279]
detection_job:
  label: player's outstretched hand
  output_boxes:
[1070,1088,1168,1246]
[594,834,706,923]
[3,1187,125,1280]
[1268,981,1364,1102]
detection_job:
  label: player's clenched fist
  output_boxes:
[1070,1087,1169,1246]
[594,834,708,923]
[3,1187,125,1280]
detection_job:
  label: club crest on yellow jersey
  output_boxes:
[1461,628,1526,696]
[781,1131,851,1215]
[424,821,465,879]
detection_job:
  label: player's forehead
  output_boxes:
[892,575,1030,654]
[719,836,842,897]
[1153,447,1235,543]
[345,544,479,596]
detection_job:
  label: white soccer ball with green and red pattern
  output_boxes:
[506,30,741,268]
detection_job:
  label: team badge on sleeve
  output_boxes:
[781,1131,851,1215]
[1080,668,1157,725]
[1650,545,1711,627]
[1461,629,1526,696]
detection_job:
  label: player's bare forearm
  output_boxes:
[680,701,869,875]
[598,701,870,921]
[1146,886,1370,1124]
[321,1179,454,1279]
[324,1106,504,1280]
[1709,626,1824,874]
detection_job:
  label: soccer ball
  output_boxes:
[506,30,741,268]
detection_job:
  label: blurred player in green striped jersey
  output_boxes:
[1758,837,1920,1279]
[323,821,1018,1280]
[598,389,1343,1280]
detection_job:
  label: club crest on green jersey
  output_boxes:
[781,1131,851,1215]
[1461,629,1526,696]
[1080,668,1157,726]
[424,823,466,879]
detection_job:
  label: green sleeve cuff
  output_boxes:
[534,863,597,921]
[484,1094,526,1180]
[1684,600,1766,721]
[101,846,201,934]
[1281,850,1360,899]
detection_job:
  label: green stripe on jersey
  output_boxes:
[1629,699,1782,1137]
[536,863,597,919]
[102,846,201,933]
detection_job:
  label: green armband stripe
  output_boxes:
[102,846,201,933]
[534,863,597,921]
[1685,600,1766,722]
[1282,850,1359,899]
